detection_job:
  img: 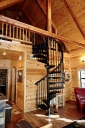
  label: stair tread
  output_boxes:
[45,65,55,69]
[33,51,48,55]
[33,47,48,50]
[38,59,47,63]
[49,82,64,84]
[49,76,63,79]
[50,48,56,50]
[50,71,62,74]
[37,104,48,110]
[43,100,48,106]
[49,86,64,90]
[33,54,47,59]
[49,91,60,95]
[33,43,48,47]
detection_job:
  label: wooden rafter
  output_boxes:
[47,0,51,32]
[22,8,36,26]
[37,0,57,33]
[0,0,24,10]
[64,0,85,39]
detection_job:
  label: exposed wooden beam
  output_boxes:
[0,0,24,10]
[47,0,51,32]
[0,15,85,47]
[22,8,36,26]
[64,0,85,39]
[37,0,57,33]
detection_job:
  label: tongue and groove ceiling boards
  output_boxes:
[0,0,85,52]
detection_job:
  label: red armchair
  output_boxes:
[74,87,85,113]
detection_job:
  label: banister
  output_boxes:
[0,15,74,44]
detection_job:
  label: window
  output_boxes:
[80,70,85,88]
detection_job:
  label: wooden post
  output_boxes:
[2,23,4,35]
[9,25,11,37]
[47,0,51,32]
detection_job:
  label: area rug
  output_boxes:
[63,117,85,128]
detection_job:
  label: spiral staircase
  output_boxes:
[32,35,65,115]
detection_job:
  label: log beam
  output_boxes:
[37,0,56,33]
[46,0,51,32]
[0,0,24,10]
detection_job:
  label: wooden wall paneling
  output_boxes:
[11,51,24,111]
[23,51,26,113]
[64,0,85,39]
[64,53,71,101]
[71,68,79,100]
[16,82,24,111]
[25,46,46,112]
[51,0,84,42]
[0,42,47,112]
[0,41,28,112]
[70,48,85,100]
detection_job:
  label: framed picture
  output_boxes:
[17,70,23,82]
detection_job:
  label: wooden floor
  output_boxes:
[8,100,85,128]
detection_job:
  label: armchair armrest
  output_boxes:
[76,94,85,100]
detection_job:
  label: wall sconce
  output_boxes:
[81,57,85,62]
[19,56,22,60]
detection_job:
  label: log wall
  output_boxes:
[70,48,85,100]
[25,46,46,112]
[0,42,73,112]
[64,53,71,101]
[0,40,46,112]
[11,54,24,111]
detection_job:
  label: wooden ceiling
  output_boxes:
[0,0,85,53]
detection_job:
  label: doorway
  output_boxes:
[0,69,7,96]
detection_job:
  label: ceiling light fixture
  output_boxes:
[3,51,6,55]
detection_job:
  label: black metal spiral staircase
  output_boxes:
[32,35,65,116]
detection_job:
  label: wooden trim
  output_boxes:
[0,34,32,45]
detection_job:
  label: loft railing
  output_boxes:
[0,15,70,45]
[0,22,31,44]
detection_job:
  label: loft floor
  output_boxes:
[8,100,85,128]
